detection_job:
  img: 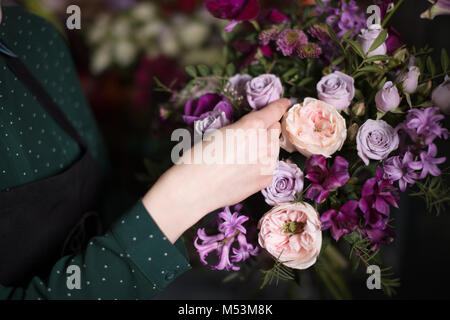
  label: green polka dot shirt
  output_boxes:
[0,6,191,300]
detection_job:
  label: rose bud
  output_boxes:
[397,66,421,94]
[357,24,387,58]
[352,101,366,116]
[375,81,400,113]
[431,75,450,114]
[348,123,359,142]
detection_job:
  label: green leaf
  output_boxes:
[427,56,436,77]
[364,55,390,64]
[326,24,340,45]
[358,65,386,73]
[185,65,197,78]
[331,55,345,66]
[212,64,224,77]
[197,64,210,77]
[441,48,449,72]
[346,39,365,58]
[368,29,388,54]
[298,77,314,87]
[226,63,236,77]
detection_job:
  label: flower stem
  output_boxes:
[381,0,405,28]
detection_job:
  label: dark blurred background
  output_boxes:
[16,0,450,299]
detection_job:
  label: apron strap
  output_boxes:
[1,44,87,150]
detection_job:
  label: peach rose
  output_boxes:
[258,202,322,270]
[281,98,347,157]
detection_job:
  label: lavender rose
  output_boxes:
[432,75,450,114]
[375,81,400,112]
[397,66,420,94]
[194,100,233,136]
[227,74,252,104]
[357,24,387,57]
[317,71,355,111]
[261,161,304,206]
[246,74,283,110]
[356,119,399,165]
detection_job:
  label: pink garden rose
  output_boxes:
[280,98,347,157]
[258,202,322,270]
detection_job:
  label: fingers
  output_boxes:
[251,98,291,128]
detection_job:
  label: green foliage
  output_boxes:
[343,232,400,296]
[410,172,450,216]
[260,256,295,289]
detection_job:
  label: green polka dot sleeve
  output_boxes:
[0,200,191,300]
[0,7,192,299]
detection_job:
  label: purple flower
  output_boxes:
[231,233,259,263]
[308,24,330,42]
[245,74,283,110]
[218,206,248,238]
[317,71,355,110]
[194,205,258,271]
[194,106,231,136]
[261,160,304,206]
[297,43,322,59]
[383,152,420,192]
[183,93,233,127]
[321,200,361,241]
[205,0,261,32]
[318,0,365,39]
[414,144,446,179]
[304,155,350,203]
[356,119,399,165]
[227,73,252,105]
[258,27,281,46]
[276,29,308,57]
[360,226,396,251]
[401,107,449,145]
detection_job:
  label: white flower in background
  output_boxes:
[112,17,131,39]
[87,14,111,44]
[131,2,156,21]
[114,39,137,67]
[91,43,113,74]
[177,20,210,49]
[158,26,180,56]
[136,20,163,43]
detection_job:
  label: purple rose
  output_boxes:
[183,93,233,127]
[261,161,304,206]
[356,119,399,165]
[194,100,233,136]
[205,0,261,32]
[357,24,387,57]
[375,81,400,113]
[432,75,450,114]
[317,71,355,110]
[246,74,283,110]
[227,74,252,104]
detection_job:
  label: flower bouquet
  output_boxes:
[160,0,450,297]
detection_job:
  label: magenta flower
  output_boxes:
[304,155,350,203]
[183,93,233,126]
[321,200,361,241]
[205,0,261,32]
[383,152,420,192]
[258,8,289,24]
[276,29,308,57]
[414,144,446,179]
[360,226,396,251]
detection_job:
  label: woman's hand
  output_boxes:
[142,98,291,243]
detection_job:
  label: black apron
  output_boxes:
[0,44,104,287]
